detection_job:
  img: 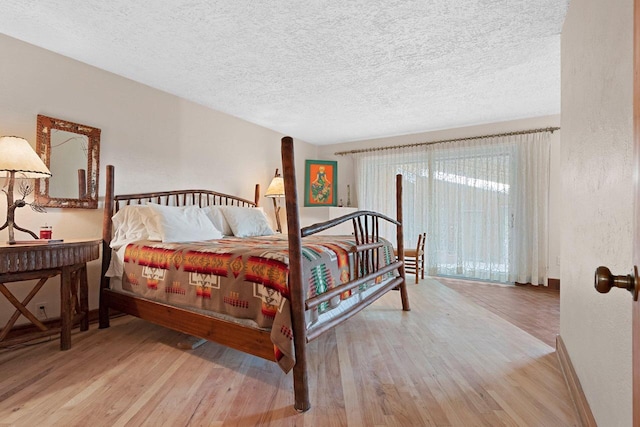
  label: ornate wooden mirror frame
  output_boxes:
[35,115,101,209]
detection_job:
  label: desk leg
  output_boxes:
[80,265,89,331]
[60,266,72,351]
[0,280,49,340]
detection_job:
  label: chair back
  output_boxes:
[416,232,426,255]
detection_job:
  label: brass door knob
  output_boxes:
[594,266,639,301]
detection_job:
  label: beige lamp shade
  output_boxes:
[265,176,285,197]
[0,136,51,178]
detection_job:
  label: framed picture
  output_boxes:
[304,160,338,207]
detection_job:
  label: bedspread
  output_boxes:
[120,234,396,372]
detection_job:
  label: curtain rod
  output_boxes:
[334,126,560,156]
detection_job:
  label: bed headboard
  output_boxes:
[112,188,258,212]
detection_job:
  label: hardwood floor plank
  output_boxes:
[0,279,577,426]
[335,327,365,427]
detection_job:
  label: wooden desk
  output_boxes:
[0,239,100,350]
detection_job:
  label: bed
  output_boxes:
[99,136,410,411]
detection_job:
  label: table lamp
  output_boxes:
[0,136,52,244]
[265,168,285,233]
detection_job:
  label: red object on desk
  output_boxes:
[39,225,52,239]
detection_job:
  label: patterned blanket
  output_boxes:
[120,234,396,372]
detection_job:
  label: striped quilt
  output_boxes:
[120,234,396,372]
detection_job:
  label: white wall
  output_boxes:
[0,34,317,325]
[561,0,633,425]
[318,115,563,281]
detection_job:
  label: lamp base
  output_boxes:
[271,198,282,233]
[0,220,39,245]
[1,170,40,244]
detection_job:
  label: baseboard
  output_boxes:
[556,335,597,427]
[513,280,560,292]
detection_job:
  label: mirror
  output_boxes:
[35,115,101,208]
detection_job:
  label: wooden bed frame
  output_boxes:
[99,136,409,412]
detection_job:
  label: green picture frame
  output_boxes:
[304,160,338,207]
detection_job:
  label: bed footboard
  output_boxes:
[302,209,410,340]
[280,136,408,412]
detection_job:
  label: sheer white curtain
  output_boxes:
[509,133,550,285]
[353,132,551,285]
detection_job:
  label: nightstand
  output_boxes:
[0,239,100,350]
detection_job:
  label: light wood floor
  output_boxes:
[437,277,560,347]
[0,279,577,426]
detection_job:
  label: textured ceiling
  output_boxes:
[0,1,568,145]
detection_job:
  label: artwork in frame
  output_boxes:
[304,160,338,207]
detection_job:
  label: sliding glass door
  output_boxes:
[429,143,512,281]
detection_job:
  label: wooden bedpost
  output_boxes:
[281,136,311,412]
[99,165,115,329]
[396,174,410,311]
[254,183,260,207]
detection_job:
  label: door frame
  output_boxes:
[633,0,640,424]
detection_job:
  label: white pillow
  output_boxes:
[201,205,233,236]
[147,203,223,242]
[110,205,160,249]
[222,206,275,237]
[139,205,163,241]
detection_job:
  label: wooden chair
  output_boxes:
[395,232,426,284]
